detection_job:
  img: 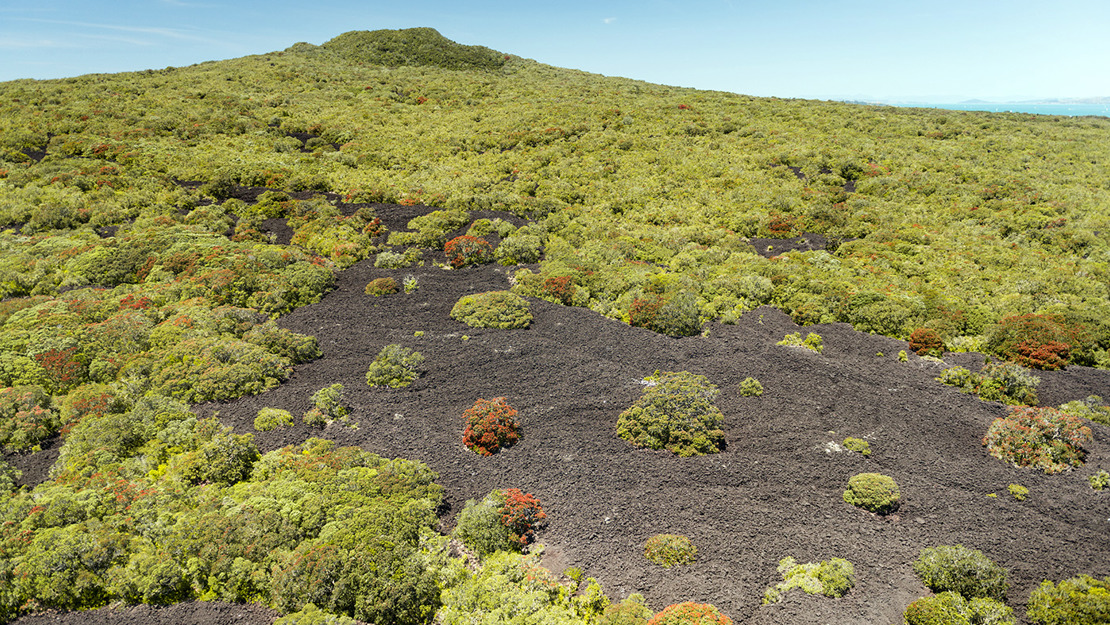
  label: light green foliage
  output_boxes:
[0,385,57,451]
[1026,574,1110,625]
[762,556,855,604]
[1090,470,1110,491]
[255,407,295,432]
[439,550,609,625]
[375,249,421,269]
[496,232,543,265]
[938,362,1040,406]
[366,344,424,388]
[304,383,350,426]
[1008,484,1028,501]
[842,437,871,456]
[738,376,763,397]
[404,275,420,293]
[643,534,697,567]
[1059,395,1110,427]
[450,291,533,329]
[389,210,471,248]
[899,350,909,362]
[904,592,1015,625]
[598,594,653,625]
[617,371,725,456]
[842,473,900,514]
[913,545,1009,601]
[0,458,20,494]
[274,604,357,625]
[777,332,824,353]
[452,493,516,556]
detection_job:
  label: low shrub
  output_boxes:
[273,603,357,625]
[1090,470,1109,491]
[777,332,824,353]
[598,594,653,625]
[444,235,494,268]
[254,408,295,432]
[938,362,1039,406]
[462,397,521,455]
[629,291,701,337]
[453,488,547,555]
[374,249,420,269]
[450,291,532,329]
[539,275,576,305]
[1008,484,1028,501]
[647,602,732,625]
[986,313,1085,370]
[617,371,725,457]
[842,472,900,514]
[982,407,1092,473]
[1058,395,1110,427]
[0,385,58,451]
[303,383,349,426]
[495,232,542,265]
[913,545,1009,601]
[842,437,871,456]
[739,377,763,397]
[1026,574,1110,625]
[365,344,424,388]
[644,534,697,567]
[909,327,945,357]
[763,556,855,604]
[904,592,1014,625]
[364,277,398,296]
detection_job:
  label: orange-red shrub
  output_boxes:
[986,314,1084,370]
[462,397,521,455]
[541,275,576,305]
[908,328,944,356]
[648,602,733,625]
[445,235,493,268]
[982,406,1092,473]
[499,487,546,547]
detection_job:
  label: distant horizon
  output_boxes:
[2,1,1107,104]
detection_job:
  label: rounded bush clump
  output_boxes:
[909,327,945,357]
[364,277,398,296]
[254,407,294,432]
[453,488,546,555]
[644,534,697,567]
[445,234,494,267]
[983,406,1092,473]
[842,472,900,514]
[739,377,763,397]
[1027,574,1110,625]
[462,397,521,455]
[365,344,424,388]
[904,592,1014,625]
[913,545,1009,601]
[842,437,871,456]
[617,371,725,457]
[763,556,855,604]
[451,291,532,329]
[647,602,732,625]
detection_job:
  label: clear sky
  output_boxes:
[1,0,1107,103]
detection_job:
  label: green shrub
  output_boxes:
[1027,574,1110,625]
[374,249,419,269]
[365,344,424,388]
[1090,470,1110,491]
[842,472,900,514]
[904,592,1015,625]
[495,232,542,265]
[304,384,350,426]
[1058,395,1110,427]
[598,594,653,625]
[0,458,20,494]
[739,377,763,397]
[365,277,399,296]
[617,371,725,457]
[453,488,546,555]
[982,407,1091,473]
[912,545,1009,601]
[254,408,295,432]
[243,321,322,364]
[450,291,532,329]
[643,534,697,567]
[0,385,58,451]
[763,556,855,604]
[629,291,702,337]
[647,602,733,625]
[938,362,1040,406]
[842,437,871,456]
[777,331,824,353]
[909,327,946,357]
[274,603,357,625]
[1008,484,1028,501]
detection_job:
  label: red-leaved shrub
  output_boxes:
[908,328,944,356]
[462,397,521,455]
[541,276,576,305]
[986,314,1085,370]
[499,487,546,547]
[982,406,1092,473]
[444,235,493,268]
[648,602,733,625]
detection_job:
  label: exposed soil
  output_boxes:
[9,203,1110,625]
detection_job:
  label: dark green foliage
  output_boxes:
[0,457,20,494]
[630,291,701,337]
[904,592,1015,625]
[1027,574,1110,625]
[913,545,1009,601]
[148,337,292,403]
[450,291,532,329]
[243,321,322,364]
[842,472,900,514]
[321,28,508,71]
[365,344,424,388]
[617,371,725,456]
[643,534,697,567]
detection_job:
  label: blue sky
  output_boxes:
[1,0,1107,103]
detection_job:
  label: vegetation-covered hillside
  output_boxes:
[0,27,1108,625]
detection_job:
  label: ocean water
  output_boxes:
[923,102,1110,117]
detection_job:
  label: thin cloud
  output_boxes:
[603,17,617,24]
[14,17,213,44]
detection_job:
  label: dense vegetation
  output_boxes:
[0,26,1108,625]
